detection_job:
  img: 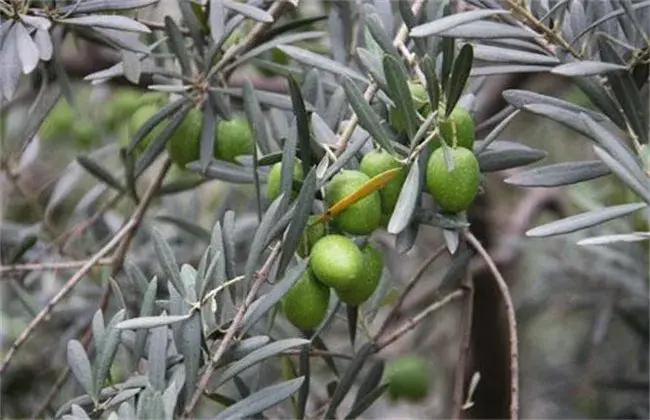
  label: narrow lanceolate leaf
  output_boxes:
[93,309,126,397]
[133,278,157,364]
[357,48,387,89]
[473,44,559,65]
[199,103,216,172]
[422,55,440,111]
[352,360,384,407]
[321,168,402,222]
[345,383,388,419]
[128,98,186,154]
[324,343,376,419]
[218,336,272,368]
[288,76,312,177]
[577,232,650,246]
[164,16,192,76]
[387,163,419,234]
[278,45,368,83]
[244,196,284,287]
[116,314,192,330]
[178,311,202,401]
[410,9,510,37]
[214,377,305,420]
[148,325,168,392]
[215,339,310,388]
[77,156,125,192]
[580,114,648,189]
[383,55,419,141]
[526,203,648,237]
[209,0,226,42]
[135,105,191,176]
[505,161,610,187]
[243,79,272,155]
[440,37,455,92]
[59,0,158,14]
[59,16,151,33]
[521,104,591,138]
[242,260,308,335]
[15,23,39,74]
[346,305,358,347]
[91,310,105,350]
[153,228,186,297]
[446,44,473,116]
[471,64,552,76]
[477,141,547,172]
[364,9,400,59]
[223,0,274,22]
[594,147,650,204]
[502,89,607,122]
[342,77,395,155]
[551,61,627,76]
[436,21,535,39]
[230,31,325,69]
[598,39,648,143]
[187,160,258,183]
[278,170,317,275]
[67,340,95,401]
[296,344,310,419]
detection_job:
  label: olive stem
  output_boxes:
[462,229,519,420]
[375,244,447,338]
[0,258,114,274]
[451,271,475,419]
[376,289,465,351]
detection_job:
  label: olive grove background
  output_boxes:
[0,0,648,419]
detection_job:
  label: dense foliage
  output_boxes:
[0,0,648,419]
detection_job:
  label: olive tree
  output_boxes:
[0,0,648,419]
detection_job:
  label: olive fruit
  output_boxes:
[167,107,203,167]
[310,234,364,291]
[297,216,326,258]
[385,356,430,402]
[214,117,254,163]
[426,147,480,213]
[438,106,475,150]
[267,159,304,201]
[336,243,383,306]
[282,270,330,330]
[408,81,429,112]
[325,170,381,235]
[128,104,165,153]
[359,150,406,220]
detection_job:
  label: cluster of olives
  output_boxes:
[389,81,481,214]
[127,100,254,168]
[276,92,480,332]
[281,231,384,330]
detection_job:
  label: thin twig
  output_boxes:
[463,229,519,420]
[376,289,465,351]
[505,0,581,58]
[451,272,475,419]
[376,244,447,337]
[335,0,426,154]
[0,258,113,274]
[0,159,171,375]
[57,193,124,252]
[211,0,298,80]
[281,348,352,360]
[183,243,283,417]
